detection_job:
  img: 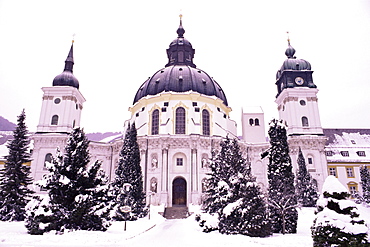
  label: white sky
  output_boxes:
[0,0,369,134]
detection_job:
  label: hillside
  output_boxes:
[0,116,16,131]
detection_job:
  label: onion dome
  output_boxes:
[133,17,228,106]
[276,42,311,80]
[52,42,79,89]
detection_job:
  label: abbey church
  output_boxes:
[29,18,370,207]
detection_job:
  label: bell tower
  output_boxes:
[36,41,85,133]
[274,38,327,192]
[32,41,86,185]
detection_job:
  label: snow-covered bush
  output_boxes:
[311,175,369,246]
[25,128,111,234]
[195,213,219,233]
[203,136,271,237]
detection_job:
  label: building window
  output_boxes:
[255,118,260,126]
[164,102,169,107]
[202,109,210,136]
[54,98,61,104]
[346,167,355,178]
[301,116,309,127]
[340,151,349,157]
[44,153,52,170]
[351,140,356,144]
[51,115,59,125]
[300,100,306,106]
[175,107,185,134]
[308,157,313,165]
[176,158,183,166]
[249,118,254,126]
[357,151,366,157]
[328,166,337,177]
[151,109,159,135]
[347,182,358,196]
[326,151,334,156]
[192,102,197,106]
[161,107,167,112]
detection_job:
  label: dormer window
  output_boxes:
[340,151,349,157]
[357,151,366,157]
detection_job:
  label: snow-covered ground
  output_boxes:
[1,205,370,247]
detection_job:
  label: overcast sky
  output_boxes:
[0,0,369,134]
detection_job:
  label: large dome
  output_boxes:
[133,18,228,106]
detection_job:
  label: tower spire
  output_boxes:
[64,40,74,72]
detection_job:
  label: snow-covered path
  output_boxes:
[0,207,337,247]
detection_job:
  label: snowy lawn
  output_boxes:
[1,205,370,247]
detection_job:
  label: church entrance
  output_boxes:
[172,177,187,206]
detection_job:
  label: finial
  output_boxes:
[287,31,290,45]
[177,13,185,38]
[72,33,76,44]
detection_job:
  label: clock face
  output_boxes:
[295,77,304,85]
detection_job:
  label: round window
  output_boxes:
[54,98,61,104]
[300,100,306,106]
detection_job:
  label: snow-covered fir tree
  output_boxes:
[25,128,111,234]
[359,165,370,204]
[262,119,298,234]
[203,136,271,237]
[296,147,318,207]
[111,123,147,221]
[0,109,34,221]
[311,175,369,246]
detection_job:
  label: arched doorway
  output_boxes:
[172,177,187,206]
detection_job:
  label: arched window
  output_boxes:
[175,107,185,134]
[44,153,52,170]
[202,109,210,136]
[51,115,59,125]
[255,118,260,126]
[151,109,159,135]
[249,118,254,126]
[302,116,309,127]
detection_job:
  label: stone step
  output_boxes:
[164,206,189,219]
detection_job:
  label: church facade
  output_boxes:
[29,18,368,207]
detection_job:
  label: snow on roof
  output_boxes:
[100,133,123,143]
[323,129,370,145]
[242,106,264,114]
[322,175,348,194]
[324,129,370,163]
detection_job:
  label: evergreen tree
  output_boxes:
[359,165,370,204]
[0,109,34,221]
[203,136,271,237]
[25,128,111,234]
[262,119,298,234]
[296,147,318,207]
[111,123,147,221]
[312,176,369,246]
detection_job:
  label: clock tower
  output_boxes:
[274,40,327,192]
[275,41,322,136]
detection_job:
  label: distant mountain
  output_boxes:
[0,116,16,131]
[86,132,122,142]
